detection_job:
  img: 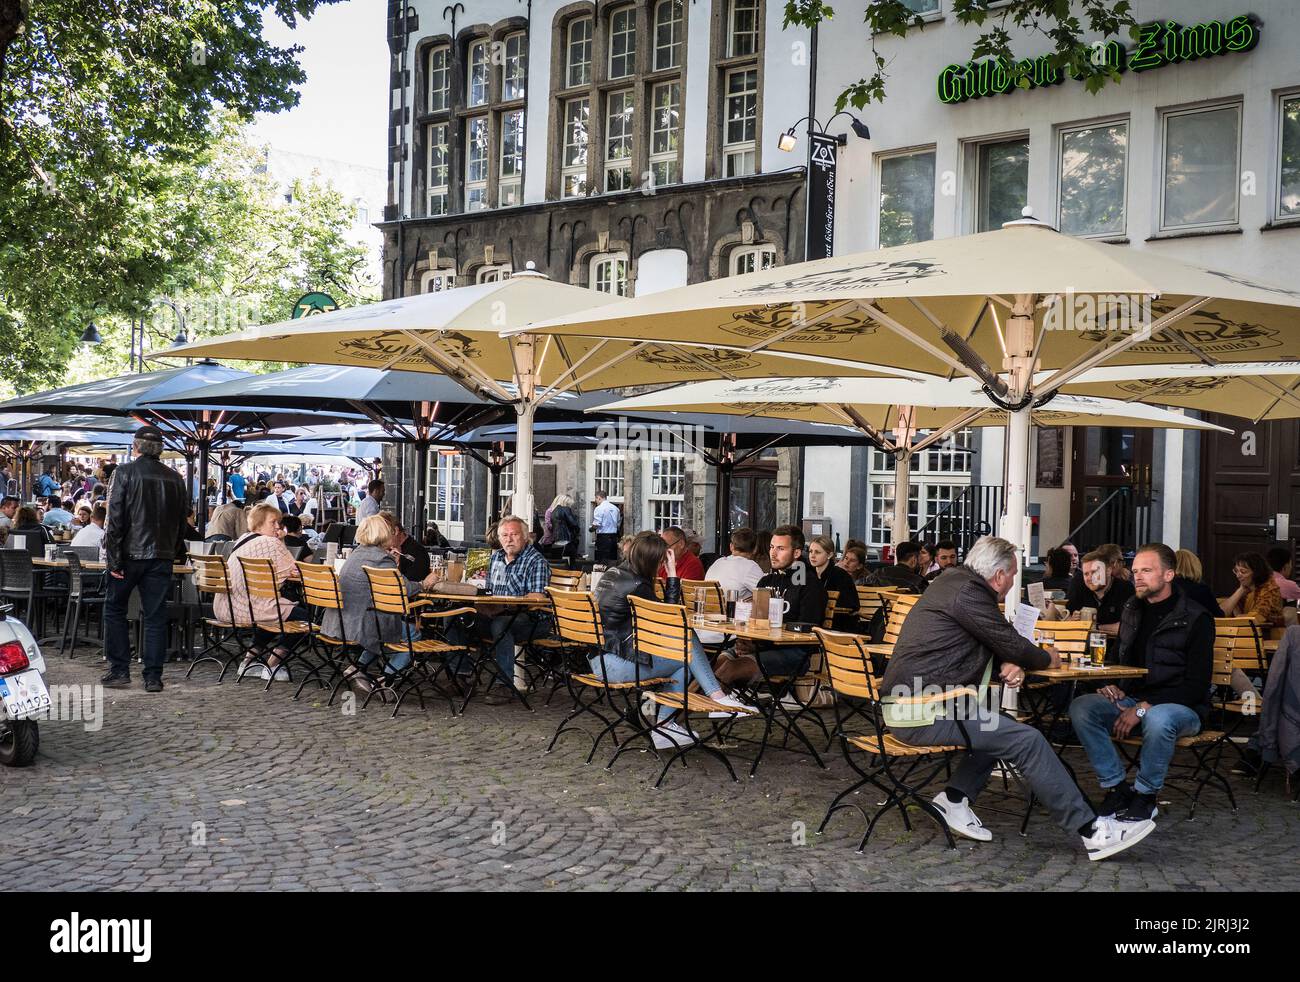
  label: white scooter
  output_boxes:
[0,602,50,766]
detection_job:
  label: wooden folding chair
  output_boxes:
[185,553,251,682]
[1019,620,1093,726]
[543,587,674,762]
[1112,625,1239,818]
[860,592,921,671]
[548,568,584,591]
[361,565,473,717]
[625,594,758,787]
[293,561,361,703]
[235,556,315,690]
[814,627,974,852]
[681,578,727,653]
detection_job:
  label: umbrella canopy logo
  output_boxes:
[726,305,873,344]
[726,379,827,397]
[1077,308,1281,355]
[633,346,765,373]
[1113,376,1231,396]
[728,259,944,297]
[334,331,483,366]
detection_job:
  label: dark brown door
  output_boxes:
[1200,415,1300,595]
[1069,427,1154,551]
[728,460,777,534]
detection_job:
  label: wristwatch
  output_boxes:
[1135,705,1148,719]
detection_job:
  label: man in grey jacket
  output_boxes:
[882,536,1157,862]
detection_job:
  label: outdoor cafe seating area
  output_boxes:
[4,515,1293,854]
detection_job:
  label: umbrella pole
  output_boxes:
[892,449,911,547]
[196,439,211,535]
[513,400,536,525]
[414,440,429,542]
[1000,294,1039,618]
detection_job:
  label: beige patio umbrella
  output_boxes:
[523,213,1300,588]
[593,374,1231,546]
[159,269,912,521]
[1060,361,1300,422]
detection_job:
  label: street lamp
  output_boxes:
[775,110,871,153]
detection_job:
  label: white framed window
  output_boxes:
[1160,102,1241,232]
[868,482,919,547]
[901,0,941,16]
[426,122,448,216]
[723,68,758,177]
[591,252,630,295]
[502,32,527,102]
[594,455,626,502]
[923,484,956,529]
[563,98,591,198]
[467,39,489,107]
[609,7,637,79]
[924,428,972,472]
[878,148,936,247]
[567,17,593,88]
[972,135,1029,232]
[604,90,635,192]
[477,264,513,284]
[429,451,465,535]
[649,80,680,187]
[654,0,683,71]
[498,461,515,509]
[465,116,489,211]
[1057,119,1128,237]
[428,45,451,112]
[730,244,776,275]
[649,452,685,531]
[1277,92,1300,223]
[420,269,456,293]
[728,0,759,58]
[499,109,525,207]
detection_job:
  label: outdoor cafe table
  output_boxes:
[1024,663,1148,760]
[30,557,195,651]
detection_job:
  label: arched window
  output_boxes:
[467,39,489,107]
[567,16,593,88]
[591,253,630,296]
[608,6,637,79]
[420,269,456,292]
[502,31,527,101]
[428,45,451,112]
[729,243,776,276]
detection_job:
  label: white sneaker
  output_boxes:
[931,792,993,842]
[651,721,699,750]
[709,692,759,718]
[1082,815,1156,862]
[261,665,291,682]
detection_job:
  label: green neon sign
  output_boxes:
[937,13,1259,105]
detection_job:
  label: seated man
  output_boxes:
[926,540,959,583]
[882,535,1156,862]
[478,515,552,705]
[715,524,826,687]
[71,504,107,549]
[41,495,75,527]
[1070,543,1213,823]
[874,540,928,592]
[1068,548,1135,638]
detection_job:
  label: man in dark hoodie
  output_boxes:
[883,535,1156,863]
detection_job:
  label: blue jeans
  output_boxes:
[1070,693,1201,794]
[590,635,723,721]
[489,612,551,682]
[105,559,174,681]
[359,622,416,674]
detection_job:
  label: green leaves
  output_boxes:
[0,0,344,388]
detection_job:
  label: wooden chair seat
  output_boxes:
[234,618,311,633]
[846,733,962,757]
[1224,698,1262,715]
[1116,730,1224,749]
[648,690,760,715]
[204,617,238,629]
[314,633,348,647]
[383,637,465,654]
[571,672,675,690]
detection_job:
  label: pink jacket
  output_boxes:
[213,534,300,626]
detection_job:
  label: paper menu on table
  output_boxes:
[1027,581,1046,611]
[1013,603,1040,643]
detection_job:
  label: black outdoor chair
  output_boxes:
[58,551,106,656]
[0,550,64,636]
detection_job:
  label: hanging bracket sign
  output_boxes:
[806,132,838,261]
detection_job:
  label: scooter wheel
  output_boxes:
[0,720,39,767]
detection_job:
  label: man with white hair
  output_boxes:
[880,535,1157,862]
[478,514,552,705]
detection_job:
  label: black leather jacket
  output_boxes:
[594,563,681,665]
[103,453,189,572]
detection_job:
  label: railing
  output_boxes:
[1068,486,1150,554]
[914,484,1004,556]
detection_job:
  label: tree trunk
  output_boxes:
[0,0,26,94]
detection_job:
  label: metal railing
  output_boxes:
[1068,486,1151,553]
[914,484,1004,556]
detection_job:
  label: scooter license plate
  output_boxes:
[0,671,50,721]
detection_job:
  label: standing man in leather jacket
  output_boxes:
[102,425,189,692]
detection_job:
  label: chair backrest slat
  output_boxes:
[630,594,689,665]
[680,579,725,616]
[547,587,605,647]
[296,560,343,611]
[362,565,411,616]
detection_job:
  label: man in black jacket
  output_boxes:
[883,535,1156,862]
[755,525,826,677]
[102,425,189,692]
[875,540,929,592]
[1070,543,1213,822]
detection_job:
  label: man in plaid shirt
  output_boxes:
[480,515,552,704]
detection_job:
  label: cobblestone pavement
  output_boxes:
[3,650,1297,891]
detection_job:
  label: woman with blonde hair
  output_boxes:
[215,502,304,682]
[541,492,580,563]
[1174,548,1223,618]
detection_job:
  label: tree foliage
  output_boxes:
[784,0,1137,110]
[0,0,344,390]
